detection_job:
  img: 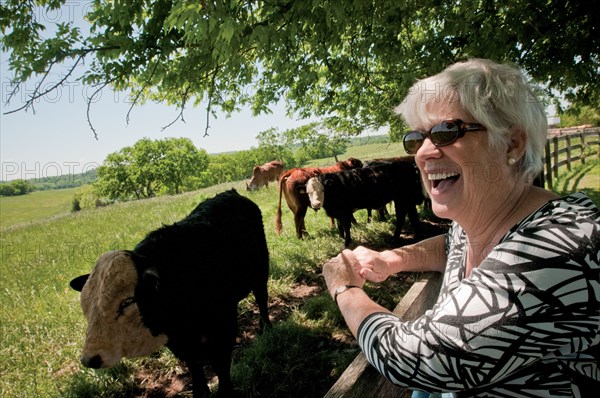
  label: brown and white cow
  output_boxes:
[274,158,363,239]
[246,160,285,191]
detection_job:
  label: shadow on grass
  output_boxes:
[554,162,600,207]
[232,320,358,398]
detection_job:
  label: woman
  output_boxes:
[323,59,600,397]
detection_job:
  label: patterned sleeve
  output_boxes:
[356,193,600,394]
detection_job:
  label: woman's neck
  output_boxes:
[462,185,557,276]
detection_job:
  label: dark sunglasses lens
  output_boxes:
[431,121,460,146]
[403,132,424,154]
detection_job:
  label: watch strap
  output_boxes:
[333,284,361,305]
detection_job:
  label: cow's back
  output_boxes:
[133,189,268,301]
[321,162,421,213]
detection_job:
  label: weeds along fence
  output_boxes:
[539,127,600,190]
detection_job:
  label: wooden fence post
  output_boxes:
[581,133,586,165]
[552,136,559,180]
[566,134,572,172]
[545,139,553,190]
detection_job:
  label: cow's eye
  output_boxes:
[116,296,136,318]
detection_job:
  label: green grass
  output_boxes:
[0,181,371,398]
[304,141,406,167]
[0,188,77,229]
[1,147,598,398]
[553,159,600,205]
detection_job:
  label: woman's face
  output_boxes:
[414,105,511,224]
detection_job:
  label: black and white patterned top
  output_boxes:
[357,192,600,397]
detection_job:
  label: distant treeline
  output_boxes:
[0,169,98,196]
[1,134,389,197]
[32,169,98,190]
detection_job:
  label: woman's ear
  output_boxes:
[507,127,527,160]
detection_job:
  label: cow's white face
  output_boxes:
[306,177,324,209]
[246,180,258,191]
[77,251,167,368]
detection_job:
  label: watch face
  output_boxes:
[335,285,348,294]
[334,285,360,304]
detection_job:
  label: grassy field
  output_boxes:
[0,188,77,229]
[2,181,390,398]
[0,146,598,398]
[552,160,600,203]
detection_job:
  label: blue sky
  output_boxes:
[0,65,310,181]
[0,2,312,182]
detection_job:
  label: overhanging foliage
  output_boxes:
[1,0,598,137]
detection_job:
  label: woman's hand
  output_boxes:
[322,249,366,298]
[353,246,393,283]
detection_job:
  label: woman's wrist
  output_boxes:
[333,284,362,305]
[380,249,404,274]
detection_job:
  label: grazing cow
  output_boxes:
[274,158,363,239]
[246,160,285,191]
[69,189,271,398]
[362,156,419,221]
[306,160,424,247]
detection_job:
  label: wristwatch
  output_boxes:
[333,285,361,305]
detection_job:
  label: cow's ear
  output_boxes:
[141,268,161,292]
[69,274,89,292]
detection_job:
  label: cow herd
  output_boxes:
[273,156,424,246]
[69,156,427,397]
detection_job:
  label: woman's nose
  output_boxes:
[416,137,442,160]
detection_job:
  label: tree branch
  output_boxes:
[160,86,190,131]
[86,80,114,140]
[126,58,161,125]
[202,65,221,137]
[3,55,84,115]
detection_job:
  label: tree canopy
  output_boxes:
[1,0,597,137]
[95,137,209,200]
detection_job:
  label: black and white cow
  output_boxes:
[69,189,271,397]
[306,160,424,247]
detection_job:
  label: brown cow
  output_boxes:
[246,160,285,191]
[274,158,363,239]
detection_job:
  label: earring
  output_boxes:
[508,157,516,166]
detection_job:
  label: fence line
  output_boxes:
[540,127,600,190]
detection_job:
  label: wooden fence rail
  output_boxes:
[324,273,443,398]
[541,127,600,190]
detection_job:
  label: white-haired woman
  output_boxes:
[323,59,600,397]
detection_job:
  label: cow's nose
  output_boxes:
[81,354,103,369]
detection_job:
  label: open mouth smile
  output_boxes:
[428,171,460,189]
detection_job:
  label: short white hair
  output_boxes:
[396,59,546,182]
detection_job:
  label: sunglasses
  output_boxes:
[403,119,486,154]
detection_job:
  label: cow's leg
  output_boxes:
[335,214,353,247]
[407,204,422,237]
[294,206,308,239]
[377,206,388,221]
[342,217,353,247]
[212,352,234,398]
[336,218,344,238]
[210,313,238,397]
[393,201,408,240]
[253,283,272,331]
[187,360,211,398]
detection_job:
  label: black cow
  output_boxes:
[362,156,420,221]
[306,160,424,247]
[69,189,271,398]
